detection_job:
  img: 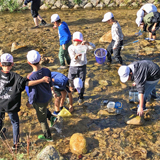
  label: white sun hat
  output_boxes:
[73,78,83,93]
[136,17,143,27]
[118,65,130,83]
[102,12,114,22]
[51,14,60,23]
[27,50,41,64]
[137,9,144,17]
[1,53,13,63]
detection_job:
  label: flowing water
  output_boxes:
[1,8,160,159]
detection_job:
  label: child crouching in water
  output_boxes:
[68,31,95,104]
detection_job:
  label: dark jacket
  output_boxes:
[24,0,40,10]
[0,71,29,112]
[129,60,160,94]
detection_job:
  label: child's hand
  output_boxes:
[23,4,26,7]
[42,76,50,83]
[132,82,136,86]
[75,54,81,59]
[62,44,65,50]
[81,41,89,45]
[69,86,74,92]
[152,25,156,32]
[26,102,32,108]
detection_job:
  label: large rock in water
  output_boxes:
[37,145,60,160]
[99,30,112,43]
[125,114,145,125]
[11,42,27,52]
[70,133,87,155]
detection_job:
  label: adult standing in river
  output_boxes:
[23,0,47,29]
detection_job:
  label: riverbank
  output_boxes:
[0,0,160,12]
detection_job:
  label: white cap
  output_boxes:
[118,66,130,83]
[27,50,41,64]
[73,78,83,93]
[141,3,157,14]
[51,14,60,23]
[102,12,114,22]
[73,31,83,42]
[137,9,144,17]
[136,17,142,27]
[1,53,13,63]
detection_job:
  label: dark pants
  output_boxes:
[68,65,86,99]
[0,111,19,145]
[107,40,123,64]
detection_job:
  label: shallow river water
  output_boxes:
[1,8,160,159]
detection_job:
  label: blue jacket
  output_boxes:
[27,68,52,104]
[58,22,71,45]
[51,72,69,90]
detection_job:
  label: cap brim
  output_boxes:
[102,19,107,22]
[120,75,129,83]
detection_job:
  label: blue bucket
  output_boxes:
[94,48,107,64]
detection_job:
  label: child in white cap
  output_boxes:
[68,31,95,104]
[118,60,160,116]
[0,53,50,150]
[102,12,123,64]
[26,50,55,141]
[51,14,72,70]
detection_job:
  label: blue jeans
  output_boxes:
[143,80,159,108]
[0,112,19,145]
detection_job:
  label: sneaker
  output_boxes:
[38,135,53,142]
[50,116,57,127]
[145,38,155,41]
[12,143,21,150]
[57,66,67,70]
[151,95,160,101]
[31,26,39,29]
[78,98,84,104]
[39,20,47,26]
[53,111,60,115]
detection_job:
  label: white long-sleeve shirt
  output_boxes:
[68,43,95,67]
[111,21,123,49]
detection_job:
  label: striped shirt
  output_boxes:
[111,21,123,49]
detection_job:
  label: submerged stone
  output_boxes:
[70,133,87,155]
[125,114,145,125]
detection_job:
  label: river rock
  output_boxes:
[70,133,87,155]
[125,114,145,125]
[61,5,69,9]
[98,110,109,116]
[45,0,56,5]
[99,30,112,43]
[90,0,99,6]
[74,4,82,9]
[93,86,102,92]
[0,49,4,56]
[96,2,105,9]
[37,145,60,160]
[85,78,93,88]
[84,2,93,9]
[11,42,27,52]
[108,2,116,7]
[103,0,111,5]
[40,4,50,10]
[51,6,57,9]
[99,80,109,86]
[120,3,127,7]
[55,0,62,8]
